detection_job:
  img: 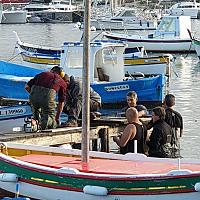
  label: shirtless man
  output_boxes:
[113,107,147,154]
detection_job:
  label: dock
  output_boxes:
[0,117,151,152]
[0,117,127,152]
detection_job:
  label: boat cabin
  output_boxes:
[60,40,126,82]
[151,15,191,39]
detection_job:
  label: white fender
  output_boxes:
[83,185,108,196]
[57,167,79,174]
[167,169,192,176]
[0,173,18,182]
[195,182,200,192]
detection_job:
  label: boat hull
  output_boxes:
[1,11,27,24]
[193,39,200,58]
[0,144,200,200]
[104,33,195,53]
[0,61,166,105]
[0,181,199,200]
[91,75,166,105]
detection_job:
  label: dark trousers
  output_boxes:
[63,97,100,121]
[29,85,57,130]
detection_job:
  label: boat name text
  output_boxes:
[0,108,26,116]
[105,84,129,92]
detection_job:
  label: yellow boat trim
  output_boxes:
[112,185,186,191]
[30,177,59,184]
[22,54,60,65]
[124,57,169,65]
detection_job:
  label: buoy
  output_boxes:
[83,185,108,196]
[0,173,18,182]
[194,182,200,192]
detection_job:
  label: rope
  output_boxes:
[6,52,21,62]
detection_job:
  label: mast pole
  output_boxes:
[81,0,91,169]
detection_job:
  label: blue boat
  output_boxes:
[0,40,167,107]
[91,75,165,105]
[0,61,44,100]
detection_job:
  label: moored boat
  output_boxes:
[0,40,167,107]
[0,143,200,199]
[14,32,172,78]
[103,15,195,53]
[166,1,200,19]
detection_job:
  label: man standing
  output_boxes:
[25,66,67,130]
[163,94,183,157]
[113,107,147,155]
[147,107,173,158]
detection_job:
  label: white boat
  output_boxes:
[24,0,82,23]
[104,15,195,53]
[14,34,172,78]
[0,143,200,200]
[1,9,27,24]
[90,8,157,30]
[166,1,200,19]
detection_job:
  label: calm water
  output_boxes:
[0,21,200,159]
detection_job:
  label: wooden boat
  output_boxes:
[60,40,167,106]
[14,32,171,77]
[0,40,167,106]
[103,15,195,53]
[0,143,200,199]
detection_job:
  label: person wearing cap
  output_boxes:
[62,75,101,127]
[25,66,67,130]
[122,91,148,117]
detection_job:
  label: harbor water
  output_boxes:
[0,21,200,159]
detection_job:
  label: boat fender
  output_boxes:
[167,169,192,176]
[83,185,108,196]
[0,173,18,182]
[57,167,79,174]
[194,182,200,192]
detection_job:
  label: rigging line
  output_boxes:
[6,52,21,62]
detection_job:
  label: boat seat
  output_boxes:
[97,67,109,81]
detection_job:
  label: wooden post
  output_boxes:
[99,128,109,153]
[81,0,91,167]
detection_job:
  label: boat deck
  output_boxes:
[17,154,200,175]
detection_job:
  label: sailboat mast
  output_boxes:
[81,0,91,166]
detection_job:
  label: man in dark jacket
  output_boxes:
[62,75,101,127]
[25,66,67,130]
[163,94,183,157]
[147,107,173,158]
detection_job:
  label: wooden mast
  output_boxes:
[81,0,91,169]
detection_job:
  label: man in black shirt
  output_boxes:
[163,94,183,157]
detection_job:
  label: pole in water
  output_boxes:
[134,140,137,153]
[15,183,20,198]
